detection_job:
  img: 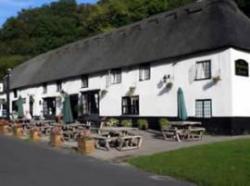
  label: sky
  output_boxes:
[0,0,97,26]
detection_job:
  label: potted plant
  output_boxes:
[29,127,41,142]
[137,119,149,130]
[77,129,95,155]
[12,123,24,138]
[121,119,133,127]
[106,118,119,127]
[49,126,64,147]
[159,118,170,130]
[0,120,11,135]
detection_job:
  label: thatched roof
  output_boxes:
[9,0,250,89]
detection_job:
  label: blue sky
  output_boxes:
[0,0,97,26]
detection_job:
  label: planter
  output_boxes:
[30,130,41,142]
[0,125,11,135]
[78,138,95,155]
[50,134,64,147]
[12,125,24,138]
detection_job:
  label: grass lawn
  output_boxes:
[128,138,250,186]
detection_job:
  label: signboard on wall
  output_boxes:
[235,59,249,77]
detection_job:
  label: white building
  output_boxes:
[1,0,250,134]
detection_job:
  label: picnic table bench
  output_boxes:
[92,134,118,151]
[117,135,143,151]
[162,121,205,142]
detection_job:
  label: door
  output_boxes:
[43,97,56,119]
[69,94,79,120]
[29,96,34,117]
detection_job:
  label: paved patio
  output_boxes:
[37,129,250,162]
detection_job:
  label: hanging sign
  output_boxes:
[235,59,249,77]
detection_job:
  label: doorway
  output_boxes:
[69,94,79,120]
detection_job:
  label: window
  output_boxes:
[195,60,211,80]
[111,69,122,84]
[195,99,212,118]
[235,59,249,77]
[56,81,62,92]
[43,83,47,94]
[80,91,99,115]
[81,75,88,88]
[122,96,139,115]
[139,64,151,81]
[13,89,17,98]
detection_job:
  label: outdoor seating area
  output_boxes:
[161,121,206,142]
[1,117,242,162]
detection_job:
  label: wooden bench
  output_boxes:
[186,127,206,141]
[92,134,118,151]
[161,127,182,142]
[117,135,142,151]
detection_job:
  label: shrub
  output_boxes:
[137,119,149,130]
[106,118,119,127]
[159,118,170,129]
[121,119,132,127]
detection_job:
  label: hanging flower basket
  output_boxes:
[126,86,136,96]
[100,89,108,98]
[166,82,173,89]
[77,129,95,155]
[29,127,41,142]
[212,76,221,83]
[49,126,64,147]
[12,124,24,138]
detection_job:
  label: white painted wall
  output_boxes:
[3,48,238,118]
[231,49,250,116]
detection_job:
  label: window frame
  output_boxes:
[139,64,151,81]
[195,99,212,118]
[122,96,139,115]
[56,81,62,92]
[195,60,212,81]
[42,83,47,94]
[13,89,18,98]
[111,69,122,84]
[81,75,89,88]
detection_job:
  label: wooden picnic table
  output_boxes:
[100,127,137,132]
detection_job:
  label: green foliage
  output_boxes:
[121,119,132,127]
[106,118,119,127]
[137,119,149,130]
[0,55,29,78]
[159,118,169,129]
[129,138,250,186]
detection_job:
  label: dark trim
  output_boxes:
[87,116,250,135]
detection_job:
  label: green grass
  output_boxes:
[128,139,250,186]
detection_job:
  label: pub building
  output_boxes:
[0,0,250,134]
